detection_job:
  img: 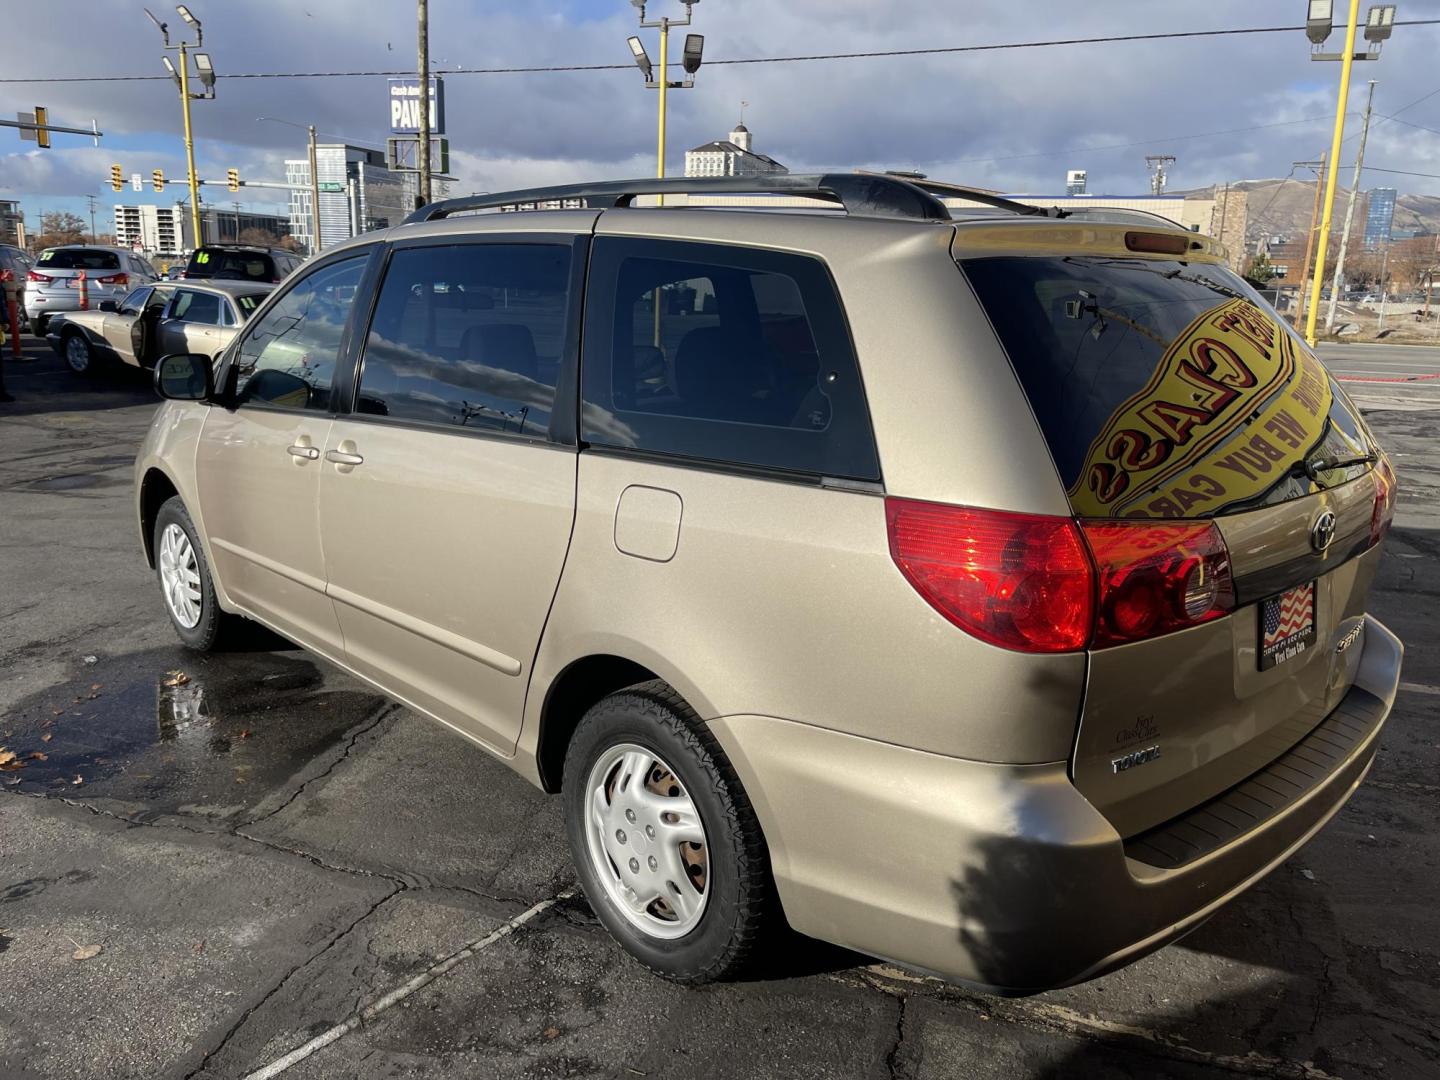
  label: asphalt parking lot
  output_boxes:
[2,338,1439,1080]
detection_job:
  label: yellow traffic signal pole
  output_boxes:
[656,21,669,188]
[177,41,203,249]
[1305,0,1361,347]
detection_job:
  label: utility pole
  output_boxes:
[1326,79,1377,333]
[1295,156,1328,333]
[417,0,431,208]
[308,125,322,254]
[85,194,98,241]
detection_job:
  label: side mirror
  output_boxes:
[153,353,214,402]
[97,299,119,313]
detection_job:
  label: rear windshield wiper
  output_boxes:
[1293,452,1377,485]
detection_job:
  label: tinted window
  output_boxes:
[118,287,152,316]
[36,249,121,271]
[580,238,878,480]
[188,248,276,282]
[234,293,268,318]
[962,256,1374,519]
[233,256,366,412]
[356,243,570,437]
[171,290,222,324]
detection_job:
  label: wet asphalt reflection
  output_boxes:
[1,643,388,816]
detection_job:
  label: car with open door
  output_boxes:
[51,279,273,375]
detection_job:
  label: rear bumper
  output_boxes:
[708,615,1402,994]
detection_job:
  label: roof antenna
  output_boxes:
[740,99,748,126]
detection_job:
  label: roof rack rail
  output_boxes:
[865,173,1069,219]
[1059,206,1187,229]
[402,173,953,225]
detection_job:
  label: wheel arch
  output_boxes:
[534,653,664,794]
[139,466,180,568]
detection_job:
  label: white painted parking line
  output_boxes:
[242,889,574,1080]
[1400,682,1440,697]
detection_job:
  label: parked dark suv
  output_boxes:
[181,244,302,284]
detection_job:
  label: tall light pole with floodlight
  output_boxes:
[626,1,704,201]
[147,5,215,250]
[1302,1,1398,346]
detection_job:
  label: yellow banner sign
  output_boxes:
[1068,298,1333,519]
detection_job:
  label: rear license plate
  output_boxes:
[1259,581,1316,670]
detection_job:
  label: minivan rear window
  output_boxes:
[962,256,1372,519]
[37,249,121,270]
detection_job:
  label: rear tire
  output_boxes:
[562,680,775,983]
[31,315,47,338]
[153,496,238,652]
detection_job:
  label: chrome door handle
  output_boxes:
[324,449,364,466]
[287,444,320,460]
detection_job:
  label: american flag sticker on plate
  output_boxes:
[1259,581,1316,670]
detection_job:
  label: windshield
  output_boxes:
[962,255,1372,519]
[37,249,121,271]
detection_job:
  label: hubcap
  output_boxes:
[584,743,710,939]
[65,335,89,372]
[158,523,203,629]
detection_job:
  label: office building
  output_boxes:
[0,199,23,246]
[1065,170,1088,196]
[286,144,410,254]
[114,204,186,257]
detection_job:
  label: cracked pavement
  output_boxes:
[2,340,1439,1079]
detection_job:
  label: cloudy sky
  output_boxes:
[4,0,1440,231]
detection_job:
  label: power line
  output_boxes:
[1363,165,1440,180]
[3,19,1439,84]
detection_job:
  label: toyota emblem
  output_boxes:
[1311,509,1338,553]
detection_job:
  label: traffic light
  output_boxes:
[226,168,240,192]
[110,164,124,192]
[34,105,50,149]
[152,168,165,192]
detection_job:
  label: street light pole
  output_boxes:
[417,0,431,207]
[1306,0,1361,347]
[177,42,202,248]
[628,2,703,205]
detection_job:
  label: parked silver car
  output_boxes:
[24,245,159,336]
[48,279,274,374]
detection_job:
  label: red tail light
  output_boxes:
[95,272,128,286]
[27,270,53,283]
[1371,457,1397,546]
[886,500,1238,653]
[1081,521,1235,647]
[886,499,1093,652]
[0,269,11,283]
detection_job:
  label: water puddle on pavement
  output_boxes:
[0,648,387,816]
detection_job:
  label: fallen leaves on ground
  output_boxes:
[162,671,191,688]
[28,752,47,761]
[71,944,102,961]
[0,749,24,772]
[71,775,84,786]
[41,733,52,743]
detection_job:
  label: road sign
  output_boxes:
[16,111,35,141]
[131,173,143,192]
[387,77,445,135]
[317,181,345,193]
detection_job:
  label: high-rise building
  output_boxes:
[685,118,788,178]
[0,199,23,246]
[1364,187,1397,248]
[197,207,293,246]
[113,204,186,257]
[1065,170,1088,196]
[285,144,411,254]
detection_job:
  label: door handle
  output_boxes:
[325,449,364,466]
[287,444,320,460]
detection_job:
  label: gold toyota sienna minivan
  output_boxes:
[136,174,1403,994]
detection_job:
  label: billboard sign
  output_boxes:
[388,77,445,135]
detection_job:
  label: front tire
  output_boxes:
[563,680,774,983]
[153,496,236,651]
[62,330,96,375]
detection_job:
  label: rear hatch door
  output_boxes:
[960,241,1387,836]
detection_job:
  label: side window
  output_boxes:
[118,287,152,316]
[355,243,570,438]
[580,238,879,480]
[146,288,173,315]
[171,290,223,324]
[234,255,367,412]
[220,300,236,327]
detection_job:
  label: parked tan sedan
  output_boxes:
[48,279,274,375]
